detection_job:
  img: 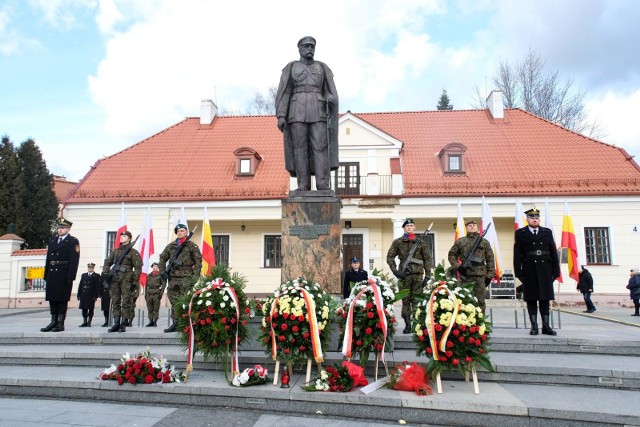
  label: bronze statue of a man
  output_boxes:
[276,36,339,194]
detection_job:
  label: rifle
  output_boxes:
[400,222,434,276]
[458,223,492,277]
[102,234,140,289]
[161,225,198,281]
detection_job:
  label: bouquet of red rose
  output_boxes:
[337,275,398,367]
[258,278,336,365]
[231,364,269,387]
[100,348,186,385]
[303,363,355,392]
[413,264,493,375]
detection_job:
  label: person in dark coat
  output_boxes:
[626,268,640,316]
[343,257,368,298]
[576,266,596,313]
[77,263,100,327]
[98,275,111,327]
[41,218,80,333]
[513,208,560,336]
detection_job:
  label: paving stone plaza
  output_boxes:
[0,301,639,427]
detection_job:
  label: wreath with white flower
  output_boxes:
[175,265,251,380]
[258,278,337,365]
[337,272,399,367]
[413,264,493,375]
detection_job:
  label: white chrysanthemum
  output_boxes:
[205,292,211,297]
[223,295,229,301]
[205,300,212,306]
[320,370,328,380]
[197,299,203,305]
[439,311,452,326]
[220,302,226,308]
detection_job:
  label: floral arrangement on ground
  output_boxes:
[302,363,356,392]
[259,278,337,365]
[100,348,186,385]
[337,270,400,367]
[231,364,269,387]
[174,264,251,364]
[413,263,493,375]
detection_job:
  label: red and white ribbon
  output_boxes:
[341,278,389,362]
[425,284,460,362]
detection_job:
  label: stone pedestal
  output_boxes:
[281,195,342,294]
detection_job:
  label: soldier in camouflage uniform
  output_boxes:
[386,218,432,334]
[448,220,495,314]
[102,231,142,333]
[159,223,202,333]
[145,262,165,327]
[123,282,141,327]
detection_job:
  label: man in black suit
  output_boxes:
[77,262,100,327]
[41,218,80,332]
[514,208,560,336]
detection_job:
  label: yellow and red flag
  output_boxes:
[561,201,579,282]
[201,207,215,276]
[454,201,465,241]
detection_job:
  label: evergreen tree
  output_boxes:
[436,89,453,110]
[16,139,58,248]
[0,136,24,236]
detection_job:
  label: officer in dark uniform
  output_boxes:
[41,218,80,333]
[77,262,100,327]
[386,218,432,334]
[159,223,202,333]
[514,208,561,336]
[342,257,368,298]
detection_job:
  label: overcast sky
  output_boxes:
[1,0,639,181]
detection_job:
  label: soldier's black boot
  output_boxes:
[529,315,539,335]
[101,315,109,327]
[52,314,66,332]
[87,316,92,327]
[145,318,154,327]
[108,317,120,333]
[41,315,57,332]
[164,320,177,333]
[152,319,157,327]
[119,319,128,332]
[402,316,412,334]
[541,315,557,336]
[79,317,88,327]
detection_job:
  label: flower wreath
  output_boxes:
[337,275,398,367]
[174,265,251,380]
[100,348,186,385]
[413,264,493,375]
[259,278,336,365]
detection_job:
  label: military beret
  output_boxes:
[297,36,316,47]
[525,208,540,218]
[465,220,478,226]
[120,230,132,239]
[402,218,415,228]
[174,223,188,234]
[57,218,73,228]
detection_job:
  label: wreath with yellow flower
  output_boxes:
[259,278,337,365]
[413,264,493,375]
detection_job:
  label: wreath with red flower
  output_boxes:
[258,278,337,365]
[337,273,399,367]
[413,264,493,375]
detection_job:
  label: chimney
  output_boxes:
[486,90,504,120]
[200,99,218,125]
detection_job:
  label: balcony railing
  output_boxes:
[333,175,401,196]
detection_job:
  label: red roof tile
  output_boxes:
[66,109,640,203]
[12,249,46,256]
[53,176,78,203]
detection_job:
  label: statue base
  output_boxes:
[281,196,342,294]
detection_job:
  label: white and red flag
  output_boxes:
[514,200,527,230]
[481,196,503,280]
[138,208,155,287]
[454,201,465,241]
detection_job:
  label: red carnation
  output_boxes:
[367,312,374,319]
[446,341,453,348]
[440,356,447,362]
[281,323,288,331]
[479,349,485,354]
[221,317,227,324]
[230,317,237,324]
[418,335,425,341]
[366,302,373,310]
[206,318,212,324]
[426,347,433,354]
[465,356,472,363]
[144,375,154,384]
[272,312,278,318]
[435,324,443,332]
[245,307,251,314]
[117,364,124,371]
[452,359,460,366]
[290,314,296,321]
[292,325,299,333]
[212,341,219,347]
[299,345,306,351]
[208,306,215,315]
[445,350,453,358]
[459,325,466,331]
[469,326,477,333]
[365,327,373,335]
[101,374,108,380]
[224,325,230,331]
[469,337,475,344]
[298,315,305,322]
[117,376,124,385]
[284,348,290,354]
[356,340,362,346]
[289,338,295,343]
[459,337,465,343]
[128,376,136,384]
[376,344,383,351]
[303,332,310,339]
[278,335,285,342]
[156,372,162,379]
[481,333,487,341]
[376,322,382,329]
[263,337,270,343]
[452,329,460,336]
[242,320,247,326]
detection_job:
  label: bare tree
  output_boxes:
[473,49,605,139]
[247,86,277,115]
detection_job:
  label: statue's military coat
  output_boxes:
[513,226,560,301]
[44,234,80,302]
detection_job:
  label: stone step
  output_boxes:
[0,365,637,427]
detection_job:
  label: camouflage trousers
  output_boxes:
[167,276,192,321]
[466,275,487,314]
[145,291,163,321]
[109,279,133,318]
[401,273,424,318]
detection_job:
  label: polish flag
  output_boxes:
[454,201,465,241]
[114,202,127,249]
[138,208,155,287]
[514,200,527,230]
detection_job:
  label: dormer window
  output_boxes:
[438,142,467,175]
[234,147,262,177]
